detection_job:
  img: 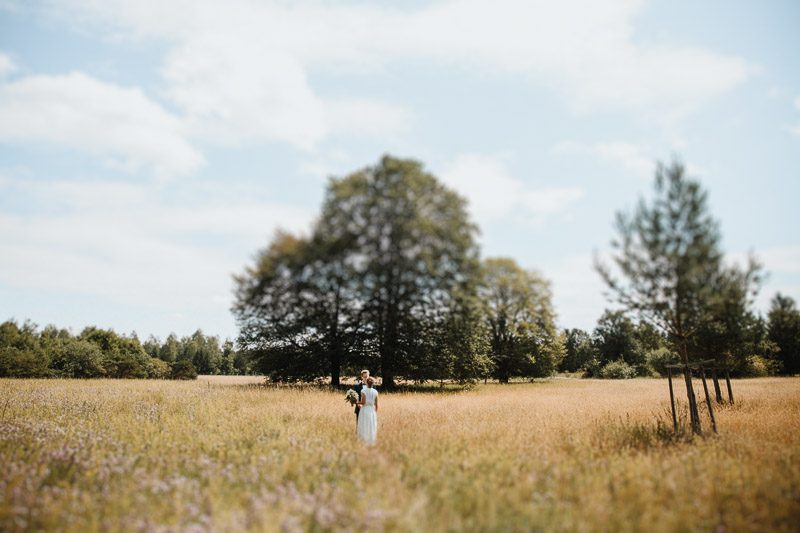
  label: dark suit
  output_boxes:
[354,381,365,419]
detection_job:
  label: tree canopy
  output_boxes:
[234,155,486,388]
[479,257,563,381]
[596,159,762,366]
[768,293,800,375]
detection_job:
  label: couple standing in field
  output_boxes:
[352,369,378,446]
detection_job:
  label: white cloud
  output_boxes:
[0,178,315,313]
[767,86,784,99]
[37,0,755,147]
[791,96,800,135]
[0,71,205,177]
[759,246,800,275]
[162,37,328,150]
[555,140,711,180]
[439,153,583,229]
[719,248,800,322]
[556,140,655,178]
[539,252,609,330]
[324,99,411,140]
[0,53,16,77]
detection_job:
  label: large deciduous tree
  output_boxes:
[479,257,563,382]
[560,328,594,373]
[234,155,480,388]
[316,156,480,388]
[233,230,362,385]
[592,310,642,369]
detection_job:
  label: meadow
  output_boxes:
[1,376,799,532]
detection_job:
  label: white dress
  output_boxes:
[357,387,378,446]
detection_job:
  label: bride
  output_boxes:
[356,376,378,445]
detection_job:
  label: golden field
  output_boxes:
[1,376,799,532]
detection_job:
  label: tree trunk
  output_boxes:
[381,350,395,390]
[330,348,341,387]
[381,300,398,390]
[680,337,701,434]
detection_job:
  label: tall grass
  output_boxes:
[1,377,798,532]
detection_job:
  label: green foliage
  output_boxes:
[148,358,172,379]
[743,355,779,377]
[0,320,50,377]
[479,257,562,381]
[50,338,107,378]
[0,319,237,379]
[590,311,670,376]
[598,359,637,379]
[592,310,644,367]
[234,230,356,383]
[79,327,151,379]
[530,329,567,378]
[767,293,800,375]
[234,155,482,388]
[597,159,762,372]
[320,155,480,388]
[144,331,244,375]
[159,334,181,363]
[142,335,161,359]
[170,360,198,380]
[425,287,493,385]
[560,328,594,373]
[686,261,769,375]
[644,347,680,377]
[220,340,236,375]
[186,330,223,374]
[579,356,601,378]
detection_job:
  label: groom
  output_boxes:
[354,369,369,422]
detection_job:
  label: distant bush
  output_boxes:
[0,346,51,378]
[580,357,601,378]
[148,358,172,379]
[0,321,51,378]
[50,339,106,378]
[599,359,637,379]
[645,347,680,377]
[104,352,147,379]
[744,355,781,377]
[170,360,198,380]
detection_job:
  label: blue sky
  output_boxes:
[1,0,798,342]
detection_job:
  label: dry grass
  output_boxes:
[1,377,798,532]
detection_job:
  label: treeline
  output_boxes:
[0,321,255,379]
[140,330,254,376]
[5,157,799,385]
[234,155,800,386]
[561,295,800,378]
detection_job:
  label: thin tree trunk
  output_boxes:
[680,338,701,434]
[330,348,341,387]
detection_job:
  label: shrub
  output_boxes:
[580,357,601,378]
[599,359,637,379]
[50,339,107,378]
[0,320,51,377]
[744,355,780,377]
[645,347,680,377]
[0,346,51,378]
[170,360,198,380]
[148,358,172,379]
[104,352,147,379]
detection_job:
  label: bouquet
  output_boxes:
[345,389,359,405]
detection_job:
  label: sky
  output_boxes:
[1,0,798,343]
